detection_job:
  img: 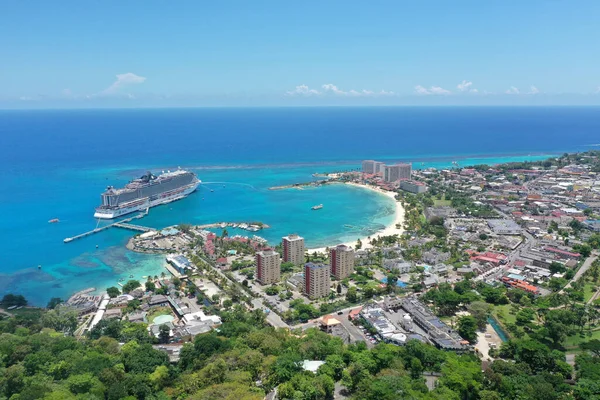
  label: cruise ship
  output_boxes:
[94,169,200,219]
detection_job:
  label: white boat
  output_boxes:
[311,204,323,210]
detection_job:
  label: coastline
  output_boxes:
[307,181,405,253]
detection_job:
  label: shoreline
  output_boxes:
[307,182,405,253]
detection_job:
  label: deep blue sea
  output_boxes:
[1,107,598,305]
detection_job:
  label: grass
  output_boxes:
[5,307,44,319]
[565,329,600,348]
[583,282,598,303]
[433,199,452,207]
[147,307,172,323]
[492,304,517,325]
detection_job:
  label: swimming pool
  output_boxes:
[380,277,408,288]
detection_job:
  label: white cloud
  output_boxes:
[505,86,520,95]
[102,72,146,95]
[457,80,472,92]
[457,80,478,93]
[528,85,540,95]
[286,84,394,97]
[62,88,72,97]
[595,87,600,94]
[415,85,450,95]
[286,84,320,96]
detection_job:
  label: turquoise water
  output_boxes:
[2,106,598,305]
[0,156,550,305]
[487,316,509,342]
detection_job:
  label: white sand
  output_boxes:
[307,182,405,253]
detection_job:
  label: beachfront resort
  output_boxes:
[5,151,600,398]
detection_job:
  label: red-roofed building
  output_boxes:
[544,246,581,260]
[216,257,228,268]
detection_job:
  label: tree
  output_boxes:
[46,297,63,309]
[337,283,342,294]
[281,262,295,273]
[548,278,567,292]
[386,274,398,294]
[41,305,78,335]
[222,299,233,309]
[467,301,492,330]
[265,286,280,296]
[106,286,121,298]
[549,262,566,274]
[158,324,170,344]
[122,280,141,293]
[346,286,358,303]
[581,339,600,357]
[173,277,182,289]
[457,315,478,343]
[0,294,27,308]
[145,281,156,292]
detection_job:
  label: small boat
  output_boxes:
[38,265,42,270]
[129,274,134,278]
[48,218,60,223]
[210,189,214,192]
[311,204,323,210]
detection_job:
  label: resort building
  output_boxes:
[256,248,281,285]
[304,262,331,299]
[362,160,386,175]
[400,180,427,194]
[384,163,412,183]
[282,234,305,265]
[330,244,354,280]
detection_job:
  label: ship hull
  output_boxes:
[94,180,199,219]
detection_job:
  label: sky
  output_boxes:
[1,1,600,108]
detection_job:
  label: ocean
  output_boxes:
[1,106,598,305]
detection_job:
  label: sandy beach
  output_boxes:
[307,182,405,253]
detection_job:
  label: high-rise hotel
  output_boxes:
[304,263,331,299]
[255,249,281,285]
[330,244,354,280]
[282,234,305,265]
[384,163,412,183]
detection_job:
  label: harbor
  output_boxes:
[126,221,270,254]
[63,210,150,243]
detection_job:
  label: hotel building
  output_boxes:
[282,234,305,265]
[304,263,331,299]
[384,163,412,183]
[399,180,427,194]
[330,244,354,280]
[362,160,385,175]
[256,249,281,285]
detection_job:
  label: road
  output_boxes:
[561,253,598,293]
[251,298,289,329]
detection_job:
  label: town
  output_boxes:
[3,151,600,399]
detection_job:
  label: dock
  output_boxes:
[64,211,153,243]
[113,222,152,232]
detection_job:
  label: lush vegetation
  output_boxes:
[4,292,600,400]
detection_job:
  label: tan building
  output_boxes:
[330,244,354,280]
[384,163,412,182]
[304,263,331,299]
[362,160,385,175]
[256,249,281,285]
[282,234,305,265]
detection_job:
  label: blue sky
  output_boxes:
[1,1,600,107]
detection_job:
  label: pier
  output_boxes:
[64,211,153,243]
[113,222,153,232]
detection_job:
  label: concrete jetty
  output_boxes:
[64,211,152,243]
